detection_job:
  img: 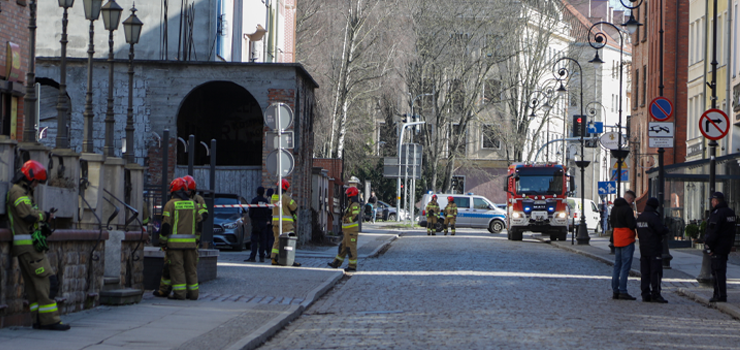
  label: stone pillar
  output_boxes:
[103,157,126,228]
[125,163,145,229]
[0,138,17,217]
[79,153,106,229]
[38,149,80,227]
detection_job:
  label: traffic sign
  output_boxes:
[649,97,673,121]
[648,122,674,137]
[587,122,604,134]
[266,149,295,177]
[264,103,294,130]
[598,181,617,195]
[649,137,674,148]
[699,108,730,141]
[265,131,294,150]
[611,169,628,182]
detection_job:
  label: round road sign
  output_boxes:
[699,108,730,141]
[264,103,294,130]
[649,97,673,121]
[266,149,295,178]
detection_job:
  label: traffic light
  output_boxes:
[572,115,586,137]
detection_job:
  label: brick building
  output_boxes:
[629,0,689,206]
[0,0,30,140]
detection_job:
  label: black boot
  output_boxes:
[328,260,341,268]
[38,322,70,331]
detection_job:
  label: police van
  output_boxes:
[419,193,507,233]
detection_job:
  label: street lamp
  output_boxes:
[123,3,143,163]
[620,0,645,34]
[82,0,103,153]
[22,1,38,143]
[553,57,590,245]
[55,0,75,149]
[101,0,123,157]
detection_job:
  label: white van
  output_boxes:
[419,193,507,233]
[566,197,601,232]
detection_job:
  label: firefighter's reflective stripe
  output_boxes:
[168,234,197,243]
[272,216,294,222]
[348,259,357,265]
[29,302,39,312]
[447,215,454,218]
[342,222,359,229]
[13,234,33,246]
[38,302,58,314]
[272,248,279,254]
[161,278,171,286]
[334,256,345,261]
[187,283,199,290]
[14,196,32,207]
[172,284,186,291]
[162,212,171,217]
[272,195,295,221]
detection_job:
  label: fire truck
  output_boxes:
[504,163,573,241]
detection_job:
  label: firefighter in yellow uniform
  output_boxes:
[426,195,440,236]
[444,196,458,236]
[7,160,69,330]
[328,187,361,271]
[270,179,301,266]
[160,178,202,300]
[154,176,209,298]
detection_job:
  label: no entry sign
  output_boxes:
[649,97,673,121]
[699,108,730,141]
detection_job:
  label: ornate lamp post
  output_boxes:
[123,3,143,163]
[22,1,38,142]
[55,0,75,149]
[554,57,590,245]
[101,0,123,157]
[82,0,103,153]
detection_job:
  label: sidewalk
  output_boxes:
[0,227,399,350]
[536,233,740,319]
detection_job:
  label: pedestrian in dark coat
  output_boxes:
[636,197,669,303]
[704,192,737,302]
[246,187,271,262]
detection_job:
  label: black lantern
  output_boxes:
[123,5,143,44]
[83,0,103,20]
[101,0,123,31]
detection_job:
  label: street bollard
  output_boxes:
[696,250,714,285]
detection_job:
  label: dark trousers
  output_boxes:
[711,254,728,299]
[249,225,268,260]
[640,253,663,298]
[264,225,274,258]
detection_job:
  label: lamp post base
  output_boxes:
[696,251,714,285]
[576,222,590,245]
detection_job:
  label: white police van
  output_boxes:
[419,193,507,233]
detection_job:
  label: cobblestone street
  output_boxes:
[260,229,740,350]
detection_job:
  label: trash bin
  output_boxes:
[278,233,297,266]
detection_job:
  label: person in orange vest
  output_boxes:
[270,179,301,266]
[7,160,69,330]
[328,187,362,271]
[160,178,202,300]
[610,190,637,300]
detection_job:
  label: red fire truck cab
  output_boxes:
[504,163,573,241]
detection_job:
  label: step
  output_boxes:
[103,276,121,291]
[99,289,144,306]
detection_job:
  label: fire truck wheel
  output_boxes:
[510,229,523,241]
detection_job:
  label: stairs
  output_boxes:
[99,276,143,306]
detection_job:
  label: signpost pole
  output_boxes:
[277,105,283,239]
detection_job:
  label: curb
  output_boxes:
[226,271,344,350]
[367,235,398,258]
[676,288,740,320]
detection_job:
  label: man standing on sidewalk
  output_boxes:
[636,197,669,303]
[704,192,736,303]
[610,190,637,300]
[368,191,378,223]
[246,187,270,262]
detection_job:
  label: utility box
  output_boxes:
[278,234,297,266]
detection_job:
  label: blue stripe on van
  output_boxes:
[459,213,506,219]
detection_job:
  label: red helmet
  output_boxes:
[279,179,290,191]
[447,196,454,202]
[21,160,47,183]
[432,195,437,200]
[183,175,196,191]
[346,187,359,197]
[169,178,187,193]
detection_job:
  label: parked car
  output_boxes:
[495,203,507,211]
[566,197,601,232]
[418,193,507,233]
[211,193,249,251]
[375,200,409,221]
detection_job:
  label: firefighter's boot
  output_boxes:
[328,259,342,268]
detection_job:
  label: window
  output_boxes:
[634,7,640,43]
[474,198,491,210]
[641,65,647,106]
[453,196,470,208]
[642,1,648,42]
[689,22,695,64]
[481,125,501,149]
[634,68,639,109]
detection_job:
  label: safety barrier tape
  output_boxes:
[153,203,275,209]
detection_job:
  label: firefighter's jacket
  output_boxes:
[271,192,298,233]
[426,200,440,217]
[342,201,362,234]
[444,203,458,219]
[161,191,202,249]
[6,182,46,256]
